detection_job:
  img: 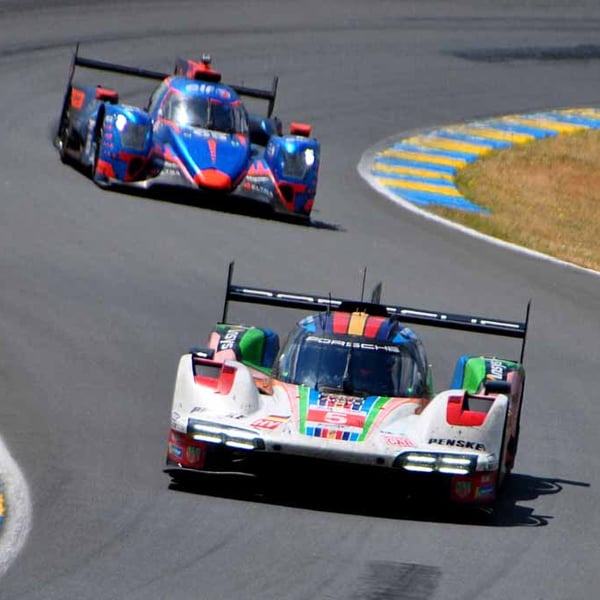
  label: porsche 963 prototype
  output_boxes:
[55,46,320,221]
[165,264,530,505]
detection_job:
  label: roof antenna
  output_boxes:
[320,291,332,327]
[519,299,532,364]
[360,267,367,302]
[370,281,383,305]
[221,261,235,324]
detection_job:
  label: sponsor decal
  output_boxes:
[168,444,183,459]
[383,435,415,448]
[185,446,203,465]
[161,163,181,177]
[319,394,364,410]
[488,358,506,380]
[454,480,473,500]
[428,438,486,451]
[476,485,495,498]
[218,327,244,351]
[307,408,365,428]
[242,180,274,198]
[251,416,288,430]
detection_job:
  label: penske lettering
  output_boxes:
[429,438,486,451]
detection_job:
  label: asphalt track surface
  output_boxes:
[1,1,599,598]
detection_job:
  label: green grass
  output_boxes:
[427,128,600,272]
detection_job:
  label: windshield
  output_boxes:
[162,95,248,133]
[275,332,426,397]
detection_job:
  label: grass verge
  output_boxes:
[428,128,600,272]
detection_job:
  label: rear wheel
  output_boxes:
[505,378,525,472]
[56,85,72,162]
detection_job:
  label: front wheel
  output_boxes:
[92,117,109,187]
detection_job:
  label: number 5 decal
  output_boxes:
[324,412,347,424]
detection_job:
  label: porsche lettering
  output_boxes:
[305,336,400,353]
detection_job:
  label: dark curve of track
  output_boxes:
[0,1,599,598]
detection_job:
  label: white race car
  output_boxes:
[165,263,529,504]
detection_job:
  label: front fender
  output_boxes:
[416,389,509,460]
[97,105,154,181]
[264,135,320,215]
[171,354,261,425]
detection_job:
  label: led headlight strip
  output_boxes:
[394,452,479,475]
[187,419,265,450]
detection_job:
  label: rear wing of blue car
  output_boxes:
[221,262,531,363]
[63,44,279,116]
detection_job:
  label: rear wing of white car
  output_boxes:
[220,262,531,363]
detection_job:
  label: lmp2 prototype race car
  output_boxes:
[55,46,320,221]
[165,264,530,505]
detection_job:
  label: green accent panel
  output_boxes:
[358,397,389,441]
[462,357,488,393]
[298,386,310,434]
[239,328,265,366]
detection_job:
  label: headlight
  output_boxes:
[281,145,315,179]
[394,452,478,475]
[187,419,265,450]
[119,122,149,151]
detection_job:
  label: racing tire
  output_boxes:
[505,378,525,472]
[92,116,109,188]
[56,86,72,163]
[58,128,69,163]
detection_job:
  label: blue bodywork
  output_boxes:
[56,52,320,220]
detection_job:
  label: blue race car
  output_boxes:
[55,47,320,221]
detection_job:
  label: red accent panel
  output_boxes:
[364,316,386,338]
[332,312,351,334]
[167,429,207,468]
[95,159,116,179]
[450,471,498,503]
[177,59,222,82]
[194,169,232,190]
[194,375,218,389]
[71,87,85,110]
[217,364,236,394]
[446,393,487,426]
[290,122,312,137]
[95,87,119,103]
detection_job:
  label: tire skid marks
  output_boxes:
[369,108,600,213]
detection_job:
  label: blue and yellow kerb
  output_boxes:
[370,108,600,213]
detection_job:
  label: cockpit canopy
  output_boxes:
[274,328,428,398]
[162,93,249,134]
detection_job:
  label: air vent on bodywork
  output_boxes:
[446,392,492,426]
